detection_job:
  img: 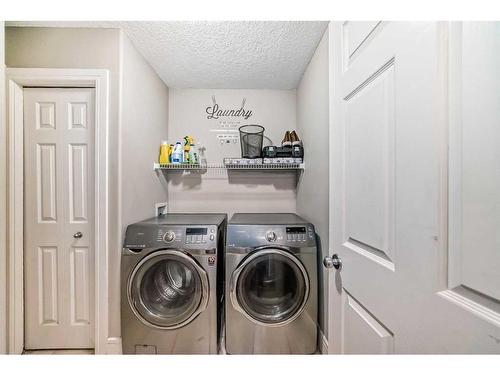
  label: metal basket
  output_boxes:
[239,124,265,158]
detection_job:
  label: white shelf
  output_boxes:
[153,162,305,171]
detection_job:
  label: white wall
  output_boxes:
[0,21,7,354]
[6,27,122,342]
[5,27,170,347]
[120,33,169,228]
[167,89,297,215]
[6,26,123,344]
[3,25,326,351]
[119,33,169,332]
[296,29,330,339]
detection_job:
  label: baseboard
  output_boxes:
[104,337,122,354]
[320,331,329,354]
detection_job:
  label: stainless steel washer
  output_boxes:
[225,213,318,354]
[121,213,226,354]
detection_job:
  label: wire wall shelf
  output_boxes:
[153,162,305,171]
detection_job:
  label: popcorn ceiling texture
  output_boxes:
[7,21,329,89]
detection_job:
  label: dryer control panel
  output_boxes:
[226,223,316,248]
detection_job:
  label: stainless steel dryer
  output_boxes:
[121,213,226,354]
[225,213,318,354]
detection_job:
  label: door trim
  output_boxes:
[5,68,110,354]
[327,21,339,354]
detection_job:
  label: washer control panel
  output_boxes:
[154,225,217,248]
[124,221,222,254]
[266,231,277,242]
[286,226,314,243]
[163,231,176,243]
[184,227,216,244]
[156,228,183,244]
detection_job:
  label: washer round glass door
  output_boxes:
[128,249,209,330]
[230,248,309,326]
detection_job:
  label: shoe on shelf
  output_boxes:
[290,130,301,146]
[282,131,292,147]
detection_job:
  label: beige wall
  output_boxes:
[296,29,330,337]
[118,33,169,333]
[5,27,170,346]
[6,26,123,343]
[3,25,327,349]
[167,88,297,216]
[0,21,6,354]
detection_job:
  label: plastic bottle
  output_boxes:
[158,141,170,165]
[168,144,174,163]
[198,142,207,168]
[188,143,198,164]
[183,135,194,163]
[171,142,184,164]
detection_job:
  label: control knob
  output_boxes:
[163,231,176,243]
[266,231,277,242]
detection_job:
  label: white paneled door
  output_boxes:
[328,22,500,353]
[24,88,95,349]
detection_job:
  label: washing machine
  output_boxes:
[225,213,318,354]
[121,213,226,354]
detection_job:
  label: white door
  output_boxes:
[327,21,500,354]
[24,88,95,349]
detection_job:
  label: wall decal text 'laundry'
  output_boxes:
[206,96,253,120]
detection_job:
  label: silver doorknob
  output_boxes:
[323,254,342,270]
[73,232,83,239]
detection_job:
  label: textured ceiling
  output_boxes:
[6,21,329,89]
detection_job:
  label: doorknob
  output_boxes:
[73,232,83,239]
[323,254,342,270]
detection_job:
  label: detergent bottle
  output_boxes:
[171,142,184,164]
[158,141,170,165]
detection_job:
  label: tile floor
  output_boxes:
[23,349,94,355]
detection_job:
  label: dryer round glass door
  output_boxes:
[128,250,209,330]
[231,249,309,326]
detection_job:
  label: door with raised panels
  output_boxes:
[24,88,95,349]
[328,22,500,353]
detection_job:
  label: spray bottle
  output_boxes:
[183,135,194,163]
[188,143,198,164]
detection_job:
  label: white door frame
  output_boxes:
[5,68,110,354]
[327,21,340,354]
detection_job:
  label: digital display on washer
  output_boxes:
[286,227,306,234]
[186,227,207,235]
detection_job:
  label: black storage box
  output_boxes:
[263,145,304,159]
